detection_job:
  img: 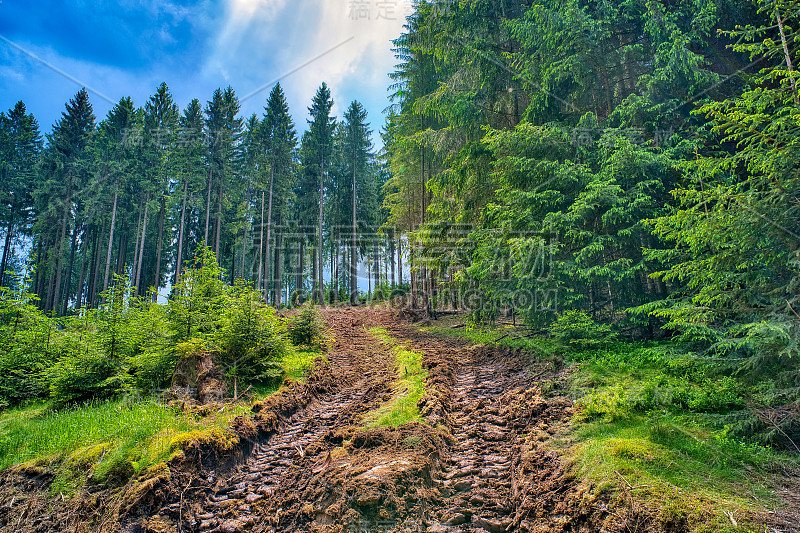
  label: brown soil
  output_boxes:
[0,306,671,533]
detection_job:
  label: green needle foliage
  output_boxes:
[0,247,317,409]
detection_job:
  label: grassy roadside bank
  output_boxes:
[0,349,323,495]
[420,320,800,532]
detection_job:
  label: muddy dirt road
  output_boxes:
[141,306,604,533]
[0,306,612,533]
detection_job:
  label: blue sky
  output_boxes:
[0,0,410,146]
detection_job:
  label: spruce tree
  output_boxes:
[306,83,335,303]
[262,83,297,306]
[0,102,41,288]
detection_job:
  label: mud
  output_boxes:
[0,306,673,533]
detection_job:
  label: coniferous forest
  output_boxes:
[2,0,800,531]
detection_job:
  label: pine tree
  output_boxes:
[174,99,205,285]
[262,84,297,306]
[0,102,41,288]
[142,82,179,298]
[91,96,141,307]
[203,87,243,266]
[36,89,95,315]
[341,101,373,303]
[306,83,335,303]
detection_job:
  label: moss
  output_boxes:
[68,442,111,467]
[169,427,239,453]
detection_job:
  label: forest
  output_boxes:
[1,0,800,530]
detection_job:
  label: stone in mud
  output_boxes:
[443,513,467,526]
[426,523,450,533]
[245,492,262,503]
[472,516,508,533]
[445,468,478,480]
[452,478,472,491]
[219,520,240,533]
[199,519,218,530]
[478,468,503,479]
[469,493,485,506]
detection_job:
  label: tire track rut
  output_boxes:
[179,309,396,533]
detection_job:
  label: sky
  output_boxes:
[0,0,411,147]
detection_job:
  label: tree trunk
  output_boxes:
[317,154,325,304]
[33,238,43,304]
[0,214,14,287]
[215,181,222,255]
[351,154,358,305]
[373,244,379,297]
[312,243,319,303]
[103,188,119,293]
[390,231,396,288]
[776,8,799,104]
[274,212,283,307]
[410,243,417,308]
[135,193,151,294]
[265,166,275,301]
[296,237,304,302]
[397,235,403,285]
[76,225,90,310]
[175,178,188,285]
[89,221,104,307]
[257,190,265,292]
[331,231,337,303]
[240,201,249,280]
[115,227,127,277]
[61,217,79,315]
[132,200,144,286]
[204,169,213,244]
[46,255,56,313]
[153,196,166,301]
[52,188,71,314]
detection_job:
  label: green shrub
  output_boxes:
[686,376,744,412]
[550,310,615,348]
[0,284,56,407]
[576,384,632,421]
[287,303,327,350]
[128,346,177,391]
[48,342,126,407]
[216,281,288,382]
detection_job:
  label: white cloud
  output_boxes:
[204,0,405,126]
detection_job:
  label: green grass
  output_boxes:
[0,347,326,494]
[562,415,792,532]
[421,322,560,356]
[422,318,800,532]
[282,349,327,381]
[0,397,201,489]
[362,327,427,428]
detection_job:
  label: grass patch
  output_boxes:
[362,327,427,428]
[282,349,327,382]
[0,397,200,491]
[421,322,560,357]
[564,417,788,531]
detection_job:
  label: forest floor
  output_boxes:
[0,306,798,533]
